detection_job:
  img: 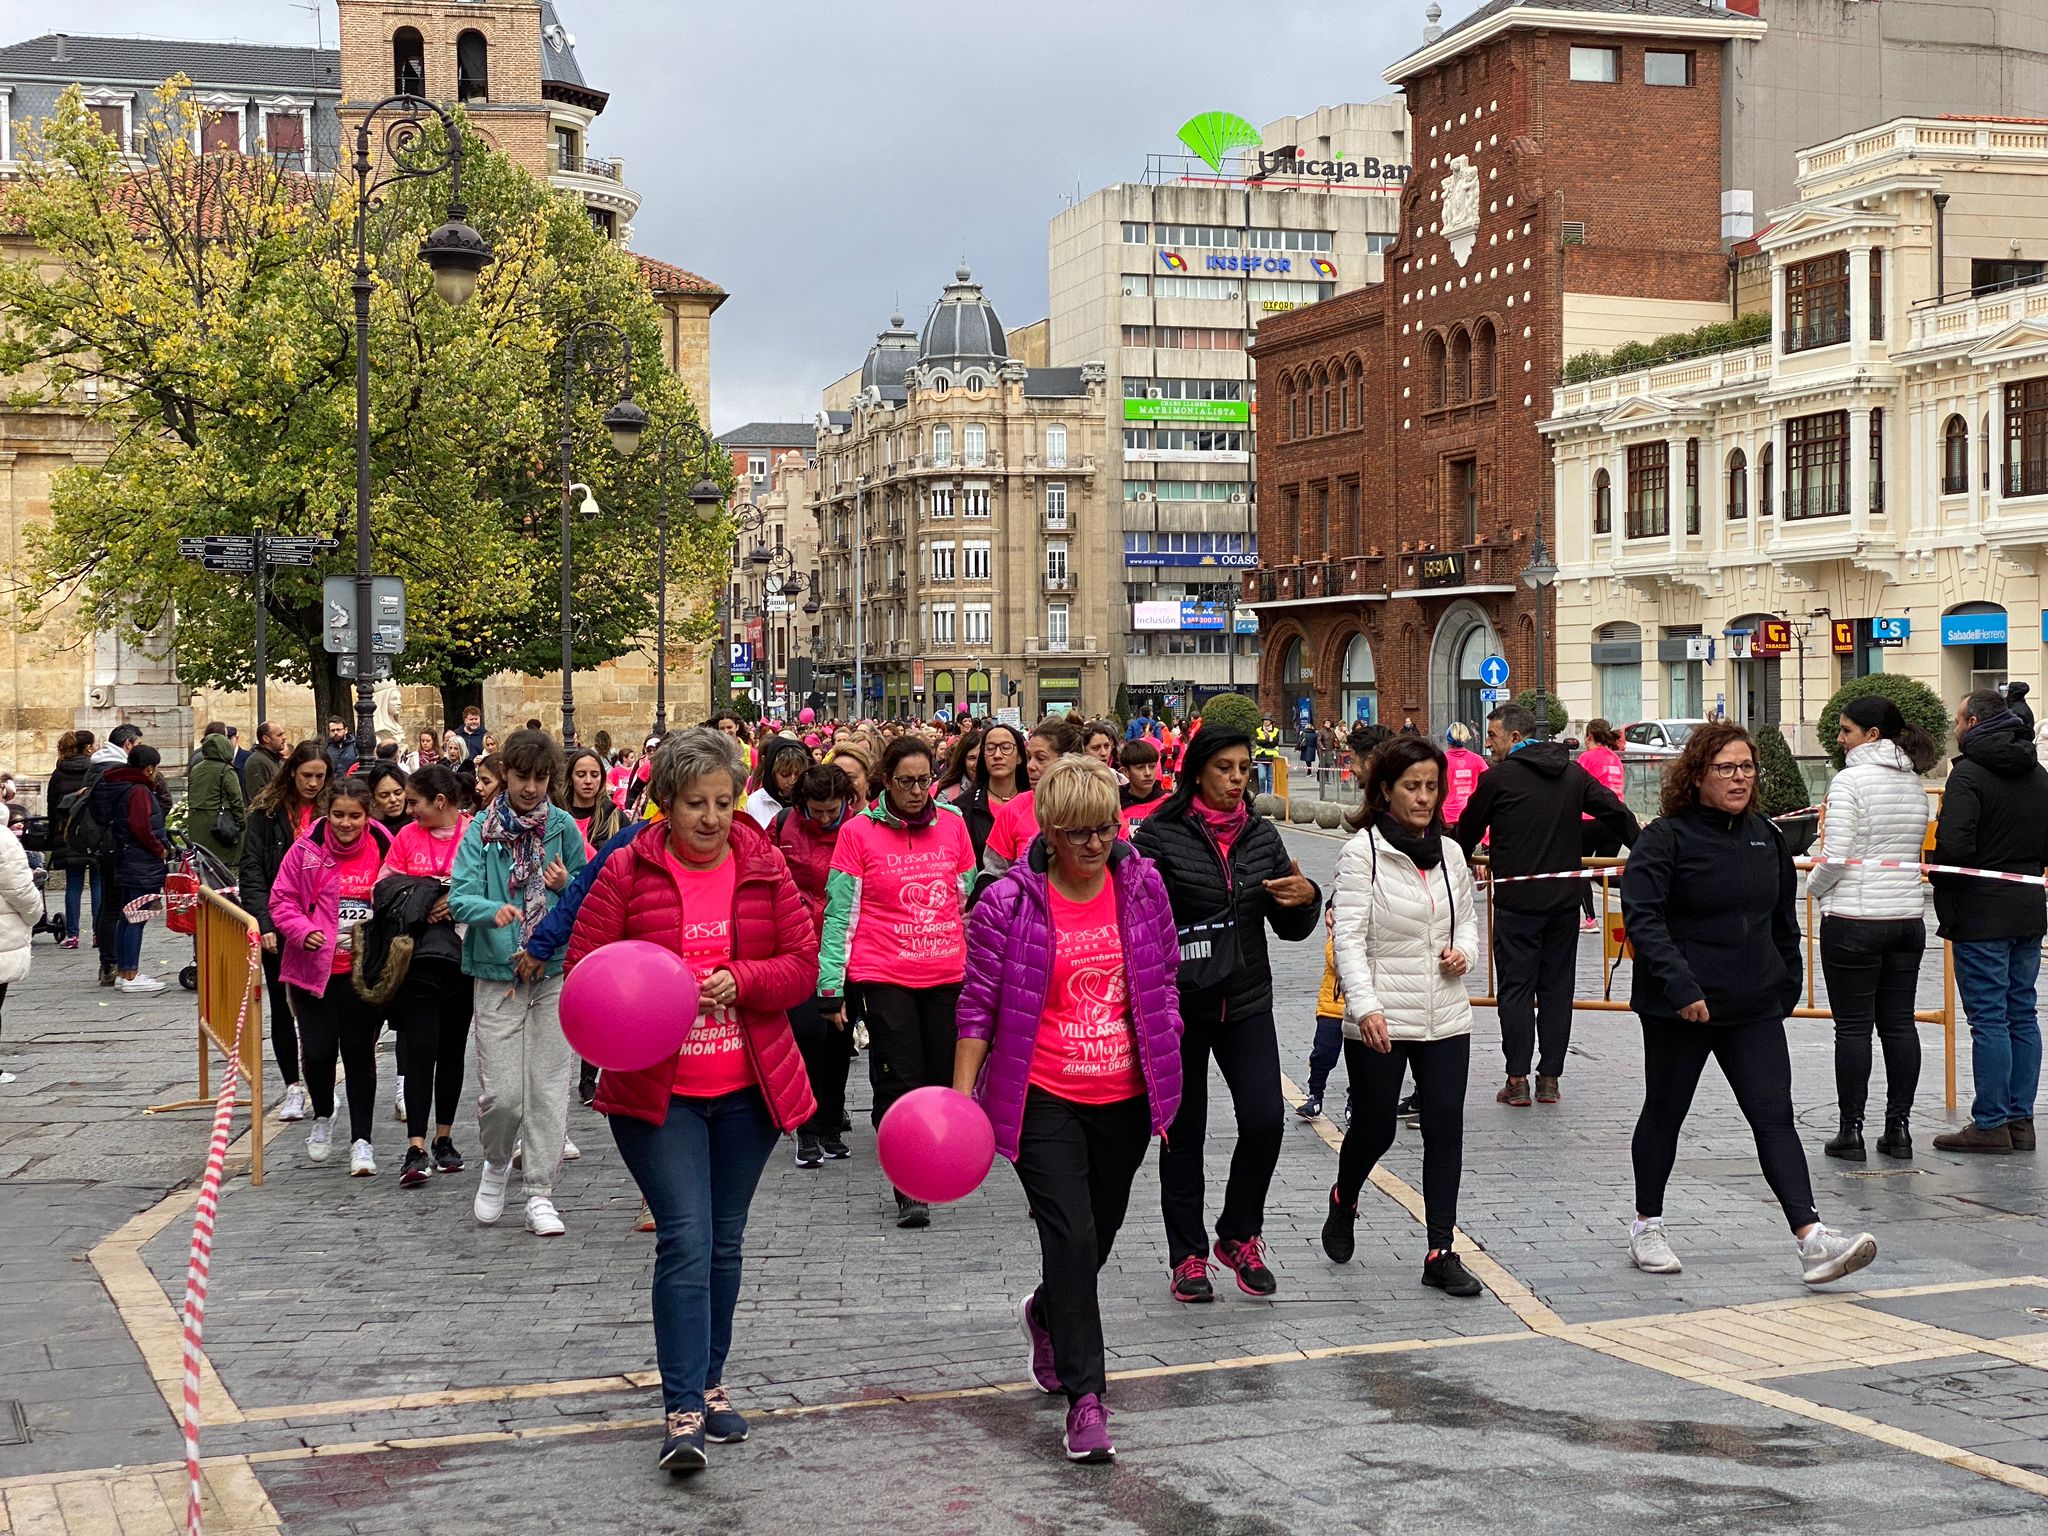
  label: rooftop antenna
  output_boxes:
[291,2,324,53]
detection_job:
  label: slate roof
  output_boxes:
[1435,0,1736,45]
[918,266,1006,370]
[717,422,817,449]
[0,33,338,92]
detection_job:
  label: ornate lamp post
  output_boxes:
[348,97,490,747]
[553,319,646,745]
[645,421,725,738]
[1520,532,1559,741]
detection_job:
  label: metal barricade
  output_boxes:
[146,886,268,1184]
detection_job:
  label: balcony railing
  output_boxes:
[1044,572,1075,593]
[1782,481,1848,521]
[554,152,623,181]
[2008,458,2048,499]
[1783,314,1849,353]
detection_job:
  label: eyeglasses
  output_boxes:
[890,774,933,791]
[1058,823,1119,848]
[1708,761,1759,779]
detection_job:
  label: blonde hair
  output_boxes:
[1033,753,1120,835]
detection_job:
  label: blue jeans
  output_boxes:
[1306,1014,1343,1097]
[610,1089,780,1417]
[64,863,102,940]
[114,881,148,972]
[1952,937,2044,1129]
[1255,761,1273,796]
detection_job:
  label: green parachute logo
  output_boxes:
[1177,111,1263,172]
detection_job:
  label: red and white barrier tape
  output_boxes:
[179,931,260,1536]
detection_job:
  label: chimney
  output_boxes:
[51,33,69,63]
[1423,2,1444,43]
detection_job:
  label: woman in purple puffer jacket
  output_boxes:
[954,755,1183,1466]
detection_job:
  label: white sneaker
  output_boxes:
[525,1196,565,1237]
[305,1118,333,1162]
[119,974,167,994]
[0,1070,17,1085]
[1629,1223,1683,1275]
[474,1158,510,1224]
[348,1139,375,1177]
[394,1075,406,1122]
[277,1083,309,1122]
[1799,1226,1878,1287]
[561,1137,580,1161]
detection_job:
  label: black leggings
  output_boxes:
[853,982,960,1130]
[1159,1004,1285,1265]
[790,995,854,1138]
[1580,827,1623,922]
[1335,1033,1469,1252]
[293,982,382,1144]
[262,945,299,1087]
[389,959,471,1141]
[1818,916,1924,1120]
[1632,1015,1817,1233]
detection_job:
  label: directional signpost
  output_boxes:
[176,534,340,725]
[1479,654,1510,689]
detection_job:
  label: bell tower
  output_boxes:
[335,1,550,175]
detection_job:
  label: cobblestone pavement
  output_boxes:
[2,825,2044,1533]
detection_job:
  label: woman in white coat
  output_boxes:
[1322,736,1483,1297]
[0,821,43,1083]
[1807,695,1937,1160]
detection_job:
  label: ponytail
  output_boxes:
[1841,694,1938,775]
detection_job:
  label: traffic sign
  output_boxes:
[322,574,407,655]
[199,555,255,573]
[1480,686,1510,703]
[1478,655,1510,689]
[177,535,254,556]
[730,642,754,673]
[336,653,391,680]
[260,536,339,568]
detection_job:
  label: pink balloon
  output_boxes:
[560,940,697,1072]
[876,1086,995,1204]
[798,707,816,723]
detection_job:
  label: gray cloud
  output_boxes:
[0,0,1442,429]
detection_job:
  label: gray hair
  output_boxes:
[648,726,747,808]
[1488,702,1536,739]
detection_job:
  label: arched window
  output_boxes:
[1448,327,1472,405]
[457,29,489,104]
[1289,379,1303,440]
[1338,372,1350,430]
[1727,447,1748,519]
[1349,362,1364,427]
[1593,467,1611,534]
[1759,443,1774,517]
[1426,333,1447,408]
[1308,376,1322,436]
[1323,372,1337,433]
[1473,321,1496,398]
[393,27,425,96]
[1943,413,1969,494]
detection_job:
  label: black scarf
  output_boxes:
[1374,811,1444,869]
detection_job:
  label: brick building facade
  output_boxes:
[1250,0,1760,733]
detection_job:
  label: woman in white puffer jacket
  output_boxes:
[0,821,42,1084]
[1807,695,1938,1162]
[1322,736,1482,1297]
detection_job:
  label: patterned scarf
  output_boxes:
[478,793,552,944]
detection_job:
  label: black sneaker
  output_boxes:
[1169,1255,1215,1303]
[1322,1184,1357,1264]
[820,1134,850,1160]
[1213,1235,1278,1297]
[1295,1092,1323,1120]
[399,1146,432,1188]
[839,1111,852,1133]
[659,1410,706,1474]
[576,1064,598,1106]
[432,1136,464,1174]
[1422,1250,1483,1297]
[703,1385,747,1444]
[98,965,116,988]
[795,1132,824,1168]
[894,1192,930,1229]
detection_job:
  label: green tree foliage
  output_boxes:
[1561,312,1772,385]
[1816,673,1949,771]
[1513,688,1568,737]
[1753,722,1810,818]
[0,83,730,726]
[1200,691,1262,738]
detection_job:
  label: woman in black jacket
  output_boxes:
[238,740,331,1122]
[46,730,95,947]
[954,721,1027,864]
[1619,722,1878,1289]
[1132,727,1320,1301]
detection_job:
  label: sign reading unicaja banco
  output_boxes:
[1172,110,1411,186]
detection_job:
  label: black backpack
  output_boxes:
[61,768,116,861]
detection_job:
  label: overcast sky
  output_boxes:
[0,0,1455,431]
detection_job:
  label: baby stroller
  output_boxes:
[166,837,239,992]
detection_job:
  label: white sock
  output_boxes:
[1631,1217,1662,1237]
[1798,1225,1828,1253]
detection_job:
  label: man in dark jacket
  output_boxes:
[1930,690,2047,1153]
[242,721,286,801]
[323,716,358,778]
[1457,702,1640,1106]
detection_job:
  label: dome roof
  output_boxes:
[917,265,1006,370]
[860,310,918,393]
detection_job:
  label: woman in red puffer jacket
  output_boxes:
[566,729,817,1478]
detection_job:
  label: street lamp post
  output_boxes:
[348,97,490,748]
[1520,533,1559,741]
[647,421,725,739]
[553,319,647,746]
[714,506,765,712]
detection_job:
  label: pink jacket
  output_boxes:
[1577,745,1626,821]
[1442,748,1488,829]
[267,818,392,997]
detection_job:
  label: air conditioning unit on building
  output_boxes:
[1147,388,1164,399]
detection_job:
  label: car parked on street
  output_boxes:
[1621,719,1708,759]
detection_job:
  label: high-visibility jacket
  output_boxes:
[1254,723,1281,763]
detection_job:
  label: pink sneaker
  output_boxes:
[1213,1235,1278,1296]
[1019,1292,1058,1393]
[58,935,78,950]
[1063,1393,1114,1463]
